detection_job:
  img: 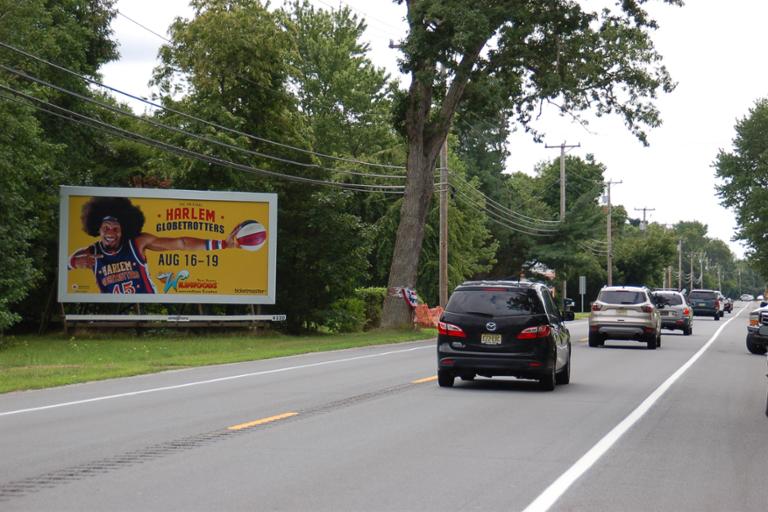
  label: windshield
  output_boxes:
[597,290,646,305]
[654,293,683,306]
[446,289,544,316]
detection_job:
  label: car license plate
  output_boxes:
[616,308,627,316]
[662,311,672,316]
[481,333,502,344]
[698,303,706,307]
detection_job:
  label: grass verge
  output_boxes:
[0,329,436,394]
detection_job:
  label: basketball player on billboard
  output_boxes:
[67,197,248,294]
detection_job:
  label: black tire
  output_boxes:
[714,313,720,321]
[746,335,768,355]
[539,361,556,391]
[555,349,571,385]
[588,331,601,347]
[646,334,657,350]
[684,326,692,336]
[438,370,455,387]
[657,333,661,348]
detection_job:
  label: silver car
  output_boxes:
[652,290,693,336]
[589,286,662,349]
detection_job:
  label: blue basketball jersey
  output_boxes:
[93,238,157,294]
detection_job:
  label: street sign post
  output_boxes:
[579,275,587,312]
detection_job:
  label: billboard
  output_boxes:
[58,186,277,304]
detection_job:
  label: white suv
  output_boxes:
[589,286,662,349]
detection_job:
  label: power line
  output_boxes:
[117,10,171,42]
[449,173,561,226]
[0,63,406,181]
[0,39,406,171]
[0,83,404,194]
[452,188,558,237]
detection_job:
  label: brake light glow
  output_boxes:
[517,325,552,339]
[438,321,466,338]
[641,305,654,313]
[683,308,690,315]
[591,303,603,312]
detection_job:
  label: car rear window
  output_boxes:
[446,289,544,316]
[597,290,645,304]
[654,293,683,306]
[689,291,716,300]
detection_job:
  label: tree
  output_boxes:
[381,0,681,327]
[613,223,676,287]
[715,98,768,278]
[0,0,120,329]
[152,0,375,331]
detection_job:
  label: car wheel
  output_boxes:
[539,360,556,391]
[588,331,601,347]
[684,327,692,336]
[746,335,768,355]
[438,370,455,387]
[714,314,720,321]
[555,350,571,385]
[657,333,661,348]
[646,334,657,350]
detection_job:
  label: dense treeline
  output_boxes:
[0,0,757,333]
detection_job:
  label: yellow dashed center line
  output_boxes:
[227,412,298,431]
[412,376,437,384]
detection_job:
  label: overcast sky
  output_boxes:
[101,0,768,259]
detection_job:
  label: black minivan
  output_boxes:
[437,281,571,390]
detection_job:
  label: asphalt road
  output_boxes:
[0,302,766,511]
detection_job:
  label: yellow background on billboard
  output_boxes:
[66,195,271,297]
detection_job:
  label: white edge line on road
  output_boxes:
[0,344,433,418]
[522,307,747,512]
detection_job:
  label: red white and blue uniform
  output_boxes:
[93,239,157,294]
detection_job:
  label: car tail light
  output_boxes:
[683,308,690,315]
[641,305,654,313]
[438,321,466,338]
[714,300,720,309]
[591,303,603,312]
[517,325,552,339]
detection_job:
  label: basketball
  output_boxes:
[235,220,267,252]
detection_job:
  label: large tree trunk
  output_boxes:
[380,138,441,328]
[379,26,484,329]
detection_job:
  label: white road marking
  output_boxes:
[522,307,747,512]
[0,344,433,418]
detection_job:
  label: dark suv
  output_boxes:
[437,281,571,391]
[688,289,724,320]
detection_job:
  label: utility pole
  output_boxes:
[690,252,695,290]
[677,240,682,290]
[546,141,580,306]
[634,207,655,231]
[605,179,622,286]
[439,139,449,307]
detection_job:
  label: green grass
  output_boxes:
[574,312,590,320]
[0,329,436,394]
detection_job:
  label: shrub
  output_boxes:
[325,297,367,333]
[354,287,386,330]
